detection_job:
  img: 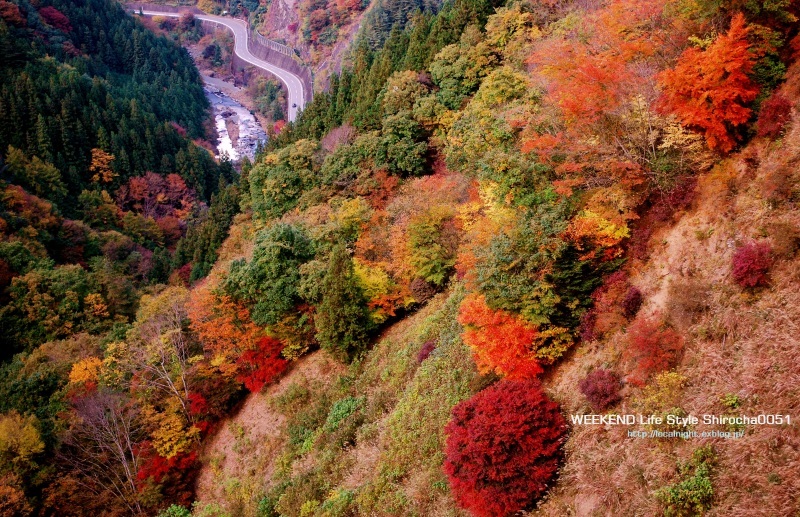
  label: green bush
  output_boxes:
[225,223,315,326]
[156,505,191,517]
[655,446,716,517]
[324,396,365,433]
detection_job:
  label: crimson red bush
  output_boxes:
[757,94,793,138]
[625,316,683,385]
[621,286,643,319]
[578,369,621,411]
[732,241,773,288]
[236,336,288,392]
[443,379,567,517]
[38,6,72,32]
[417,340,436,363]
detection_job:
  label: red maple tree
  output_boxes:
[658,13,759,152]
[444,379,567,517]
[457,293,542,379]
[235,336,288,393]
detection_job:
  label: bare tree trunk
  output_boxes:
[60,392,146,516]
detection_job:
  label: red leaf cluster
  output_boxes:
[235,336,288,393]
[38,6,72,32]
[625,316,683,385]
[578,369,621,411]
[0,0,25,26]
[621,286,643,319]
[116,172,195,221]
[416,340,436,363]
[444,379,567,517]
[458,293,542,379]
[732,241,773,288]
[757,93,793,139]
[136,444,197,485]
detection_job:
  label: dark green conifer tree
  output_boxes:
[315,243,373,362]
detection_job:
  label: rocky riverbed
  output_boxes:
[203,74,267,162]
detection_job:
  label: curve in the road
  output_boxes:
[137,10,306,122]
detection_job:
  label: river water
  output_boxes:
[203,75,267,162]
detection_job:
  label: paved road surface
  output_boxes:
[137,10,305,122]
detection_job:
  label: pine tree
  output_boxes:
[315,243,374,362]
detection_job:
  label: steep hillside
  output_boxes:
[180,0,800,515]
[541,108,800,515]
[3,0,800,516]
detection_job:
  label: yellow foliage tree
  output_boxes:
[0,412,44,474]
[89,148,116,184]
[142,403,199,459]
[68,357,103,385]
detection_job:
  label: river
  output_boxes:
[202,74,267,162]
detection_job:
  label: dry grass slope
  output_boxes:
[537,83,800,516]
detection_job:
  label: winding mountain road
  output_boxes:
[136,10,306,121]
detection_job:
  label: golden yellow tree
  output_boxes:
[89,148,116,183]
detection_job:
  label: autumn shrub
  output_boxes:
[457,293,542,379]
[584,271,629,340]
[417,340,436,363]
[760,161,795,204]
[578,369,621,411]
[629,225,654,260]
[757,93,793,138]
[38,6,72,32]
[0,0,25,27]
[579,309,598,343]
[625,316,684,385]
[768,221,800,258]
[410,277,437,304]
[666,277,711,328]
[236,337,288,393]
[443,379,566,517]
[650,177,698,223]
[731,241,773,288]
[621,286,643,319]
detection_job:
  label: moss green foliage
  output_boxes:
[156,505,192,517]
[655,446,716,517]
[249,139,321,221]
[226,223,315,326]
[408,206,457,286]
[359,287,481,513]
[324,396,365,433]
[475,205,618,345]
[315,243,374,362]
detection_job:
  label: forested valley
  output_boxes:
[0,0,242,512]
[2,0,800,515]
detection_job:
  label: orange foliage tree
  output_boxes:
[529,0,668,127]
[658,13,759,152]
[624,315,684,385]
[186,281,263,379]
[457,293,542,379]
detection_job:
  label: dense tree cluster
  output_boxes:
[229,1,796,512]
[2,0,797,512]
[0,0,245,513]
